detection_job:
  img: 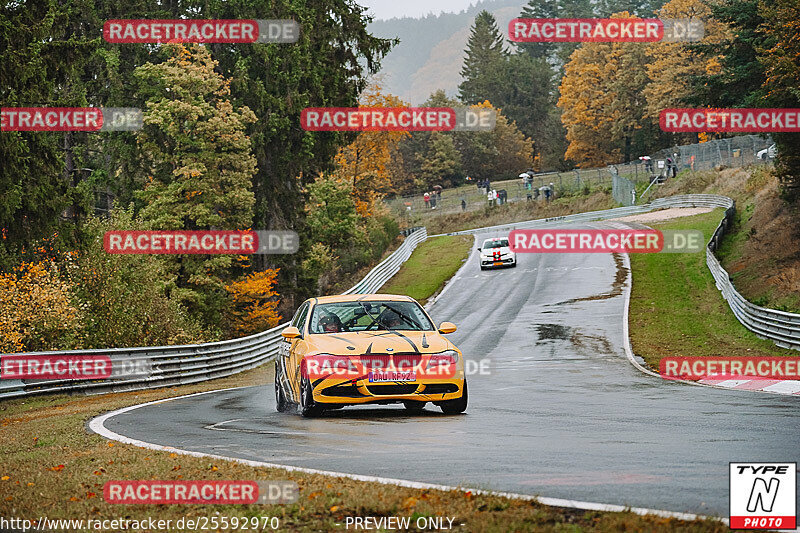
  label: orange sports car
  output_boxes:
[274,294,467,417]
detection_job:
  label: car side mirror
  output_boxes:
[477,248,481,252]
[281,326,301,339]
[438,322,457,334]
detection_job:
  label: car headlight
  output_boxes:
[427,350,458,368]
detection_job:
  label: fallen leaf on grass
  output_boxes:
[403,496,418,509]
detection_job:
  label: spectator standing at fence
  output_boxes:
[487,189,493,207]
[434,184,442,200]
[429,191,437,209]
[423,191,430,208]
[544,184,552,202]
[461,198,467,211]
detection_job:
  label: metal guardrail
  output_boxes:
[701,200,800,351]
[0,228,429,400]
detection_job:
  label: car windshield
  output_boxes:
[482,239,508,249]
[309,300,434,334]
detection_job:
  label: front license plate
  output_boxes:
[368,371,416,382]
[493,261,502,266]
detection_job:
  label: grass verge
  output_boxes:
[381,235,474,304]
[628,209,797,370]
[0,367,730,532]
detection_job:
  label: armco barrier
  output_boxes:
[0,228,428,400]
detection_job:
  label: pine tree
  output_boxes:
[458,11,508,105]
[134,44,257,327]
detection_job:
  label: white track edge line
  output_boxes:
[88,388,725,525]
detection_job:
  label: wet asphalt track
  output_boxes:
[101,225,800,517]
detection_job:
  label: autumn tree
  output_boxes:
[644,0,729,143]
[134,44,257,328]
[558,13,658,166]
[225,270,282,336]
[334,81,410,217]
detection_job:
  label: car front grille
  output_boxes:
[366,384,419,396]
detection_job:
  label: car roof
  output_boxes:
[483,237,508,243]
[312,293,416,305]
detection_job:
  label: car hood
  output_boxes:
[305,330,452,355]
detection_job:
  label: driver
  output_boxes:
[379,308,404,329]
[319,312,343,333]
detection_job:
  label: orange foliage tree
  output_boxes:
[334,80,410,217]
[225,269,282,336]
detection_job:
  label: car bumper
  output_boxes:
[480,257,516,268]
[312,376,465,405]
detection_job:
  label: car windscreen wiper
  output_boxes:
[383,304,421,330]
[357,301,383,330]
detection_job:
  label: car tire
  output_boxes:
[300,371,324,418]
[439,379,468,415]
[274,361,293,413]
[480,265,487,271]
[403,401,426,413]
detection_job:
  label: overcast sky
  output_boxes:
[358,0,477,20]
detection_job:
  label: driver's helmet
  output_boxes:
[380,309,403,328]
[319,313,342,333]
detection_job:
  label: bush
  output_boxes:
[68,209,208,348]
[0,261,83,353]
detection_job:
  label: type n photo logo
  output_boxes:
[730,463,796,530]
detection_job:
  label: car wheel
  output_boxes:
[300,372,324,418]
[440,379,468,415]
[480,265,487,271]
[274,361,293,413]
[403,401,426,413]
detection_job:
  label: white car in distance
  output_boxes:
[757,143,777,160]
[478,237,517,270]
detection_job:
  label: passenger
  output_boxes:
[380,309,404,329]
